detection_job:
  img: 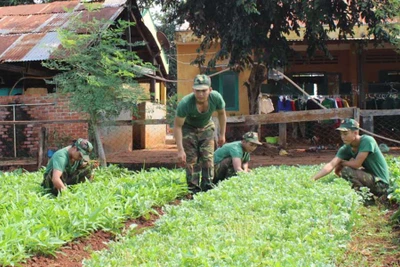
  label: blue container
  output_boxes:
[47,149,56,158]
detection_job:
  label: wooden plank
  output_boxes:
[227,116,246,123]
[227,108,356,126]
[0,119,87,125]
[0,108,359,127]
[360,109,400,116]
[0,159,37,166]
[0,119,168,126]
[106,119,168,126]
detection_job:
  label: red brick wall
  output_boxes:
[0,94,88,158]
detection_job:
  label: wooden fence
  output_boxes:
[2,107,400,169]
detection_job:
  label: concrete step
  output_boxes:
[165,134,175,144]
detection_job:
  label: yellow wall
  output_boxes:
[176,43,251,116]
[176,31,400,113]
[139,82,166,104]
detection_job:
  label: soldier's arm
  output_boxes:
[232,157,244,172]
[341,152,368,169]
[52,169,66,191]
[242,162,249,172]
[174,116,187,163]
[217,109,226,146]
[312,157,342,181]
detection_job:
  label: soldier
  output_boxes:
[42,138,98,195]
[312,118,389,198]
[174,74,227,193]
[213,131,262,184]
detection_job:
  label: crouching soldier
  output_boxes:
[213,132,262,184]
[312,119,390,199]
[42,138,98,195]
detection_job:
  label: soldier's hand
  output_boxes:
[80,161,89,168]
[218,136,226,147]
[90,160,100,169]
[177,150,186,164]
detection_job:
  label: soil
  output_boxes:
[106,143,400,170]
[15,144,400,267]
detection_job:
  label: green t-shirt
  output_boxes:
[176,90,225,128]
[44,146,81,176]
[336,135,389,184]
[214,141,250,164]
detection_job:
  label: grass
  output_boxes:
[338,204,400,267]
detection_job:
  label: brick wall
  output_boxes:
[0,94,88,158]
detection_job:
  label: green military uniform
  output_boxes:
[42,139,95,195]
[336,134,389,197]
[214,141,250,183]
[176,90,225,193]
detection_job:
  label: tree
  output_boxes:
[0,0,35,6]
[154,0,400,114]
[43,10,153,166]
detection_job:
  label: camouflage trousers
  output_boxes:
[341,166,388,197]
[182,121,215,193]
[214,157,237,184]
[42,162,96,195]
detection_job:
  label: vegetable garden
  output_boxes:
[1,157,400,266]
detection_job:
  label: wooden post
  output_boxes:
[37,127,46,170]
[279,123,287,148]
[353,107,360,122]
[362,115,374,133]
[93,124,107,167]
[42,127,48,166]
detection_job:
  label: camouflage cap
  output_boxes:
[243,132,262,145]
[75,138,93,162]
[192,74,211,90]
[336,119,360,131]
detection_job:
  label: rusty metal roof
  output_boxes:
[0,1,125,62]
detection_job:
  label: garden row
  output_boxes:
[84,165,363,266]
[0,166,188,266]
[1,157,400,266]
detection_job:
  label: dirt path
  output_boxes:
[106,143,343,170]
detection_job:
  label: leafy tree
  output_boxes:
[148,0,400,114]
[44,10,153,166]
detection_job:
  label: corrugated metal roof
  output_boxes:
[0,0,126,62]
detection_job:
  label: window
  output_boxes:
[211,71,239,111]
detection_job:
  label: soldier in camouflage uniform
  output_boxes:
[174,74,227,193]
[312,119,389,197]
[214,132,262,184]
[42,138,98,196]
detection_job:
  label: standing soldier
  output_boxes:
[174,74,227,193]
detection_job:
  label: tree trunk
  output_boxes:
[92,124,107,167]
[245,64,268,115]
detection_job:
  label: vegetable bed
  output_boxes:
[0,166,187,266]
[85,165,361,266]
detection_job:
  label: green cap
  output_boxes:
[336,119,360,131]
[75,138,93,162]
[192,74,211,90]
[243,132,262,145]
